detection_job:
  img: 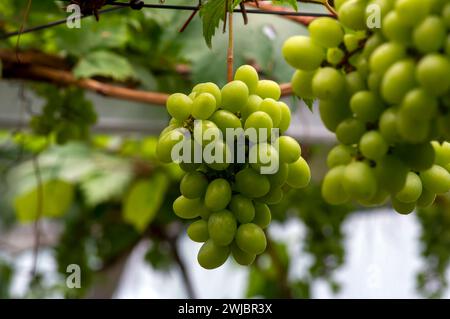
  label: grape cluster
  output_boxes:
[283,0,450,214]
[157,65,310,269]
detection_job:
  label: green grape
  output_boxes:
[382,11,413,45]
[397,109,430,143]
[369,42,406,75]
[244,111,273,142]
[360,131,389,160]
[234,65,259,94]
[179,161,201,173]
[336,118,366,145]
[286,157,311,189]
[319,97,352,132]
[392,197,416,215]
[291,69,316,99]
[420,165,450,194]
[381,59,416,104]
[312,67,345,100]
[327,144,354,168]
[443,3,450,27]
[322,165,350,205]
[282,35,325,70]
[210,110,242,135]
[221,80,249,113]
[338,0,366,30]
[345,71,366,95]
[277,136,301,164]
[395,142,435,171]
[235,168,270,198]
[253,202,272,229]
[367,72,382,93]
[395,172,423,203]
[187,220,209,243]
[278,102,292,134]
[416,54,450,96]
[445,34,450,56]
[204,178,232,211]
[180,171,208,199]
[197,240,230,269]
[267,163,289,187]
[258,186,283,205]
[375,154,409,194]
[241,95,262,120]
[379,108,402,144]
[249,142,279,174]
[193,120,221,147]
[327,47,345,66]
[208,210,237,246]
[358,188,389,207]
[334,0,348,11]
[400,88,438,120]
[395,0,430,26]
[156,128,186,163]
[193,82,222,106]
[366,0,394,20]
[259,98,282,127]
[173,196,204,219]
[169,118,181,126]
[192,93,216,120]
[235,223,267,255]
[344,34,359,52]
[230,195,255,224]
[342,161,378,200]
[432,141,450,167]
[362,32,385,59]
[309,17,344,48]
[255,80,281,100]
[416,187,436,208]
[159,124,178,139]
[413,16,446,53]
[166,93,192,121]
[350,91,384,123]
[231,243,255,266]
[429,0,446,13]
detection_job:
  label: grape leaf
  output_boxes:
[272,0,299,11]
[13,180,74,222]
[73,50,135,81]
[122,172,169,232]
[199,0,227,48]
[303,98,315,112]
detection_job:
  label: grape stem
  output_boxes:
[227,10,234,83]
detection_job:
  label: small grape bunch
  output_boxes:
[282,0,450,214]
[157,65,311,269]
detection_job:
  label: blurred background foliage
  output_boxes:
[0,0,449,299]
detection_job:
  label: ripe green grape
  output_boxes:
[193,82,222,106]
[244,111,273,142]
[327,144,354,168]
[397,109,430,143]
[255,80,281,100]
[375,154,409,194]
[193,120,221,147]
[420,165,450,194]
[327,47,344,66]
[392,197,416,215]
[277,136,301,164]
[204,178,232,211]
[187,220,209,243]
[192,93,217,120]
[396,142,435,171]
[197,240,230,269]
[278,102,292,134]
[259,98,282,127]
[432,141,450,167]
[336,118,366,145]
[241,94,262,120]
[235,168,270,198]
[249,143,279,173]
[173,196,203,219]
[400,88,437,120]
[416,54,450,96]
[221,80,249,112]
[229,194,255,224]
[379,108,402,144]
[395,0,430,26]
[319,98,352,132]
[370,43,406,75]
[267,163,289,187]
[205,140,231,171]
[350,91,384,123]
[291,69,316,99]
[413,16,446,53]
[338,0,367,30]
[342,161,378,200]
[360,131,389,160]
[416,188,436,208]
[231,243,255,266]
[309,17,344,48]
[235,223,267,255]
[156,128,186,163]
[208,210,237,246]
[286,157,311,189]
[345,71,366,94]
[253,202,272,229]
[166,93,193,121]
[180,171,208,199]
[382,11,413,45]
[395,172,423,203]
[381,59,416,104]
[322,165,350,205]
[312,67,345,100]
[234,65,259,94]
[210,110,242,135]
[282,35,325,70]
[258,186,283,205]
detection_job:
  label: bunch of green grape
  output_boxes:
[282,0,450,214]
[30,87,97,144]
[157,65,311,269]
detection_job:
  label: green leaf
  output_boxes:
[302,98,315,112]
[272,0,299,11]
[199,0,227,48]
[13,180,74,222]
[122,172,169,232]
[73,51,135,81]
